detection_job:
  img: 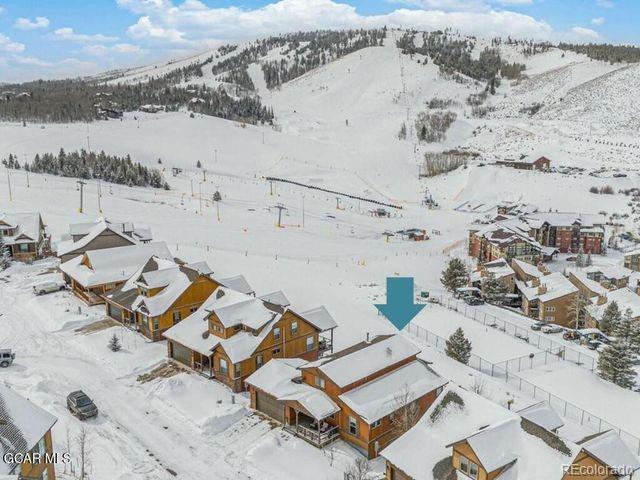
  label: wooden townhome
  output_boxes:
[0,383,58,480]
[163,286,337,392]
[103,257,221,341]
[0,212,49,262]
[246,334,447,458]
[382,384,640,480]
[59,241,173,305]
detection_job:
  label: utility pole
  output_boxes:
[77,180,86,213]
[190,178,194,197]
[275,203,286,228]
[97,178,103,213]
[269,180,274,196]
[203,169,207,182]
[335,197,341,210]
[7,170,12,201]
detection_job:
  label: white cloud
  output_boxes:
[0,32,25,53]
[82,43,143,56]
[596,0,614,7]
[11,55,52,67]
[591,17,605,25]
[52,27,118,43]
[570,26,601,41]
[14,16,50,30]
[497,0,533,5]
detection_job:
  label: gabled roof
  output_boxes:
[587,287,640,320]
[259,290,291,307]
[516,272,578,303]
[57,220,137,257]
[218,275,254,296]
[205,287,279,330]
[298,306,338,332]
[245,359,340,420]
[511,259,545,280]
[302,335,420,389]
[0,384,57,474]
[59,242,173,287]
[516,401,564,432]
[578,430,640,474]
[339,360,446,423]
[0,212,42,246]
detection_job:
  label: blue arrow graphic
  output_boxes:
[375,277,425,331]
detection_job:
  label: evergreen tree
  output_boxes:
[617,308,640,356]
[108,333,121,352]
[575,247,585,268]
[481,274,508,304]
[445,328,472,365]
[0,237,10,270]
[598,314,638,389]
[440,258,469,292]
[599,300,621,335]
[212,190,222,202]
[196,160,202,168]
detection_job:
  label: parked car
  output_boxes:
[541,324,564,334]
[563,330,579,341]
[454,287,482,299]
[33,280,67,296]
[0,349,15,368]
[464,296,485,306]
[500,294,522,308]
[530,322,548,331]
[67,391,98,420]
[588,340,605,351]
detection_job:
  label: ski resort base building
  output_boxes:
[163,287,337,392]
[245,335,447,458]
[0,384,58,480]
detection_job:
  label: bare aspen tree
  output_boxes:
[390,383,420,438]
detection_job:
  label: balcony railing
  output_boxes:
[292,424,340,447]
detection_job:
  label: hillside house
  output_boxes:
[163,287,337,392]
[516,272,579,327]
[59,242,173,305]
[0,384,58,480]
[103,257,220,341]
[470,259,516,293]
[246,334,447,458]
[57,218,152,263]
[382,384,640,480]
[496,154,551,171]
[624,250,640,272]
[0,212,49,262]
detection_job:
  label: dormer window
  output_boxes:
[140,288,148,297]
[459,456,479,479]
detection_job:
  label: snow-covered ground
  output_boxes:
[2,28,640,477]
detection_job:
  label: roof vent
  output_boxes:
[201,331,209,339]
[216,289,225,299]
[292,377,303,384]
[386,347,392,356]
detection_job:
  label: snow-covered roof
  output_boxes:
[205,287,279,330]
[516,401,564,432]
[625,249,640,258]
[512,259,545,279]
[245,359,339,420]
[57,220,137,257]
[339,360,446,424]
[587,287,640,321]
[381,384,579,480]
[516,272,578,303]
[298,306,338,332]
[567,270,608,297]
[303,335,420,388]
[480,259,515,280]
[578,430,640,474]
[259,290,291,307]
[218,275,254,296]
[0,212,42,246]
[585,265,633,281]
[59,242,173,288]
[0,384,57,475]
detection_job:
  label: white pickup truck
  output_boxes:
[33,280,67,296]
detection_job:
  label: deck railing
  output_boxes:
[293,424,340,447]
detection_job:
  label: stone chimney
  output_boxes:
[532,277,541,287]
[537,284,547,295]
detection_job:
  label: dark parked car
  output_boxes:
[67,391,98,420]
[464,296,485,306]
[0,349,15,368]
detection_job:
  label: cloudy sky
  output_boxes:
[0,0,635,82]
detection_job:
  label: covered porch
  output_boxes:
[286,408,340,448]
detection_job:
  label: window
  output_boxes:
[348,416,358,436]
[234,362,242,378]
[219,358,228,376]
[152,316,159,330]
[19,243,29,252]
[545,306,556,312]
[371,419,381,429]
[190,307,198,313]
[256,355,264,368]
[272,347,281,356]
[315,376,325,389]
[291,321,298,335]
[306,336,314,352]
[173,311,182,324]
[273,327,281,340]
[460,456,479,479]
[544,316,555,322]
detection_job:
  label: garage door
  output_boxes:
[256,391,284,423]
[171,342,192,367]
[107,303,122,321]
